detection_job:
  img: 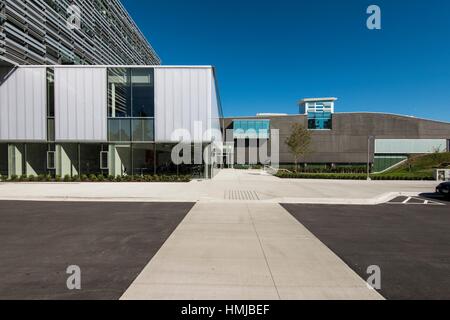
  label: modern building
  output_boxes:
[1,2,449,178]
[0,65,222,178]
[0,0,160,66]
[223,98,450,172]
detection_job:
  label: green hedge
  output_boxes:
[275,172,435,181]
[2,174,192,183]
[280,166,368,174]
[234,164,263,170]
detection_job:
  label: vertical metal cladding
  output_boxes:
[0,67,47,141]
[210,73,223,142]
[54,67,107,142]
[154,67,214,143]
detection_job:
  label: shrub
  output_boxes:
[107,175,115,182]
[63,175,71,182]
[115,175,123,182]
[19,175,28,182]
[97,174,105,182]
[80,174,88,182]
[55,175,62,182]
[132,175,143,182]
[276,171,435,181]
[10,174,18,181]
[179,175,191,182]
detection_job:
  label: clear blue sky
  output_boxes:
[122,0,450,122]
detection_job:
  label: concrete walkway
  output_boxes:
[0,169,437,204]
[121,202,383,300]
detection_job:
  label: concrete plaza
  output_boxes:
[0,169,437,204]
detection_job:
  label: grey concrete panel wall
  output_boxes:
[154,67,213,142]
[375,139,447,154]
[223,113,450,164]
[55,67,107,142]
[0,67,47,141]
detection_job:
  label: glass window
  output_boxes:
[156,144,178,175]
[108,68,154,118]
[26,144,48,175]
[233,120,270,139]
[0,144,9,176]
[108,68,132,117]
[47,68,55,117]
[108,119,131,142]
[132,144,155,176]
[100,151,109,170]
[132,118,154,142]
[308,112,332,130]
[132,68,154,117]
[47,118,55,142]
[47,151,56,170]
[79,144,108,175]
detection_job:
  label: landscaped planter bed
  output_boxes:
[275,172,435,181]
[0,174,192,183]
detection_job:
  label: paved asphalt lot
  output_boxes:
[0,201,194,300]
[283,197,450,300]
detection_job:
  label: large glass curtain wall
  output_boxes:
[108,68,155,143]
[233,120,270,139]
[109,143,208,178]
[59,144,109,177]
[5,143,56,177]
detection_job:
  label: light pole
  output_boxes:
[367,136,374,180]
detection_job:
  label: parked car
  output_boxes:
[436,181,450,198]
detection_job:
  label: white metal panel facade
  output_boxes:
[375,139,447,154]
[154,67,214,142]
[55,67,107,142]
[0,67,47,141]
[210,74,223,142]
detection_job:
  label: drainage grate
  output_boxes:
[225,190,260,201]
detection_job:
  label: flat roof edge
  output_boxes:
[224,112,450,125]
[15,65,214,69]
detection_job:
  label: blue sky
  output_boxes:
[122,0,450,122]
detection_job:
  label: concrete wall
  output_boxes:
[375,139,447,154]
[223,113,450,164]
[0,67,47,141]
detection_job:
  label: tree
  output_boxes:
[285,124,312,171]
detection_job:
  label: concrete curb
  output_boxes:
[0,192,422,205]
[276,192,422,205]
